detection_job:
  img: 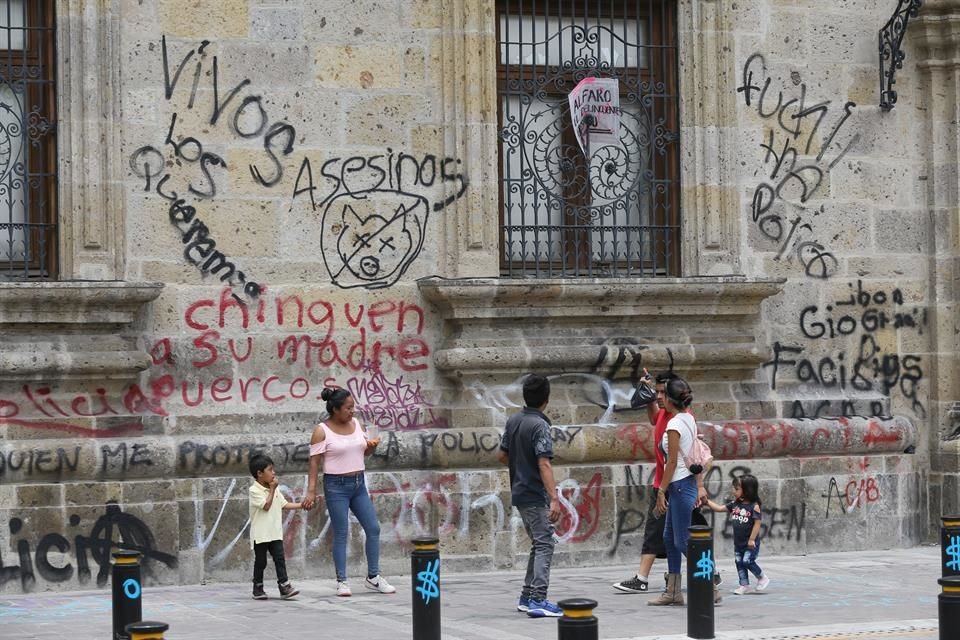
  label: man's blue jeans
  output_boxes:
[323,473,381,582]
[663,474,698,574]
[735,542,763,585]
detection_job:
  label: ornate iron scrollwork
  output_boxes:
[499,14,678,276]
[879,0,923,111]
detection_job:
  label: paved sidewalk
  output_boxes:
[0,546,942,640]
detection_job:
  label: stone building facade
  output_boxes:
[0,0,958,592]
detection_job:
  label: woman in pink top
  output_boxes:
[302,387,396,597]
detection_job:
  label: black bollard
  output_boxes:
[411,537,441,640]
[125,621,168,640]
[938,576,960,639]
[557,598,598,640]
[112,550,143,640]
[686,525,715,640]
[941,516,960,577]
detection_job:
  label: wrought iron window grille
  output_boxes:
[0,0,58,280]
[497,1,680,279]
[879,0,922,111]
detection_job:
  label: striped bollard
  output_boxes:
[557,598,598,640]
[125,621,168,640]
[687,525,715,639]
[938,576,960,639]
[112,550,143,640]
[412,537,441,640]
[941,516,960,577]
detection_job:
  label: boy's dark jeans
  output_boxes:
[253,540,288,585]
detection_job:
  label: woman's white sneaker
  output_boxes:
[336,581,352,597]
[365,575,397,594]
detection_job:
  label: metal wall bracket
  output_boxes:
[879,0,923,111]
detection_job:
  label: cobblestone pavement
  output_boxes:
[0,546,942,640]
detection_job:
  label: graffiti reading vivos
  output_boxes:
[129,36,469,303]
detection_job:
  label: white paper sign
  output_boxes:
[568,77,622,156]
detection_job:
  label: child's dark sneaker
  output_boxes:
[612,575,648,593]
[278,581,299,599]
[252,584,267,600]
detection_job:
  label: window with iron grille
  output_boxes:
[497,0,679,277]
[0,0,56,280]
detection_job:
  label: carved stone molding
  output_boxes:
[419,276,784,385]
[913,0,960,472]
[0,281,163,381]
[56,0,125,280]
[0,415,912,482]
[913,0,960,64]
[438,0,500,277]
[678,0,740,276]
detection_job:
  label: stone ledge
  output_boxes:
[0,281,164,381]
[0,281,163,325]
[419,276,785,318]
[0,416,915,483]
[418,276,785,387]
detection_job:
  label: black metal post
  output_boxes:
[125,621,168,640]
[411,537,441,640]
[939,577,960,640]
[112,550,143,640]
[941,516,960,578]
[686,525,715,640]
[557,598,598,640]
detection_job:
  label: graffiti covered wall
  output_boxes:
[0,0,953,593]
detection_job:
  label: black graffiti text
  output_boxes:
[0,504,177,592]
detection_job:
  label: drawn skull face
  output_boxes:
[321,189,429,290]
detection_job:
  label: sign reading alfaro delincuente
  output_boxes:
[568,76,622,156]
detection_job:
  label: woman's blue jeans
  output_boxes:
[735,542,763,585]
[323,473,381,582]
[663,474,698,574]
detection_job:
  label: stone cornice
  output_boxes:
[0,281,164,380]
[913,1,960,65]
[0,281,163,325]
[419,277,785,318]
[0,417,914,482]
[418,277,785,381]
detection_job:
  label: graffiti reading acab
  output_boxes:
[416,558,440,605]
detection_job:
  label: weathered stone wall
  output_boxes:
[0,418,921,592]
[1,0,955,593]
